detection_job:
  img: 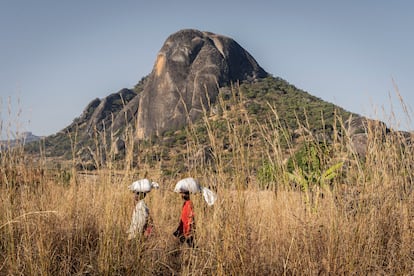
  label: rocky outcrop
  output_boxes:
[62,88,137,135]
[86,89,136,132]
[112,94,140,132]
[343,116,413,158]
[43,28,412,164]
[136,29,268,139]
[55,29,268,141]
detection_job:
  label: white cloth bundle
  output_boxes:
[128,178,159,193]
[174,177,217,206]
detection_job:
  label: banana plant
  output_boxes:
[319,161,344,189]
[288,161,344,212]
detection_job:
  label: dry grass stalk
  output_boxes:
[1,86,413,275]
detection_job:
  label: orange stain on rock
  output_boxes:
[155,54,166,76]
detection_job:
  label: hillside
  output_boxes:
[24,75,362,171]
[22,29,407,175]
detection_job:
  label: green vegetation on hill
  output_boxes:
[158,76,354,186]
[239,76,352,130]
[24,76,356,175]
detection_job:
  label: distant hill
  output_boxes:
[23,29,410,171]
[1,132,42,149]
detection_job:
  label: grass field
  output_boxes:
[1,94,413,275]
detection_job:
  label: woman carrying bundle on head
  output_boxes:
[127,178,159,240]
[173,177,217,248]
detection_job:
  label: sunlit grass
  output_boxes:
[1,86,413,275]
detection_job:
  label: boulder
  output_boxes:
[136,29,268,139]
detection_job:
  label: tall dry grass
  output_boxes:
[1,87,413,275]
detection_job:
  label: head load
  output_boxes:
[174,177,217,206]
[128,178,160,193]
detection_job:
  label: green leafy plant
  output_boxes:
[287,142,344,211]
[257,161,279,190]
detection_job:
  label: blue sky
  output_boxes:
[1,0,413,138]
